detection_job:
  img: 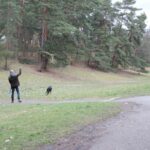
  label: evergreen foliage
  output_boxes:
[0,0,147,71]
[139,29,150,62]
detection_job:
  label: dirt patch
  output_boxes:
[48,69,81,81]
[27,64,81,81]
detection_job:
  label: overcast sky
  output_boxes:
[112,0,150,28]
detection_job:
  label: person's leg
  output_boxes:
[11,87,15,103]
[16,87,21,102]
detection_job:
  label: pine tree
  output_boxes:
[0,0,147,71]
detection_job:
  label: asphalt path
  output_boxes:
[90,96,150,150]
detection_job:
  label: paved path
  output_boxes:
[0,97,118,104]
[90,96,150,150]
[45,96,150,150]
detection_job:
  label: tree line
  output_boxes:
[0,0,148,71]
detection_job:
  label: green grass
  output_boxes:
[0,63,150,101]
[0,102,120,150]
[0,63,149,149]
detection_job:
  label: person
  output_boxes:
[8,68,22,103]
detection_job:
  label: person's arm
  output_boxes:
[8,76,11,84]
[17,68,22,76]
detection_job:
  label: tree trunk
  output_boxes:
[41,0,48,48]
[39,54,49,71]
[4,56,8,70]
[39,0,49,72]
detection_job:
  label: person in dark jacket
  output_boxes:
[8,68,22,103]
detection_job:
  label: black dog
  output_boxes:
[46,86,52,95]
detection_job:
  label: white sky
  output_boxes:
[112,0,150,28]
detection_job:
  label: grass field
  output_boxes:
[0,63,150,149]
[0,102,120,150]
[0,63,150,101]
